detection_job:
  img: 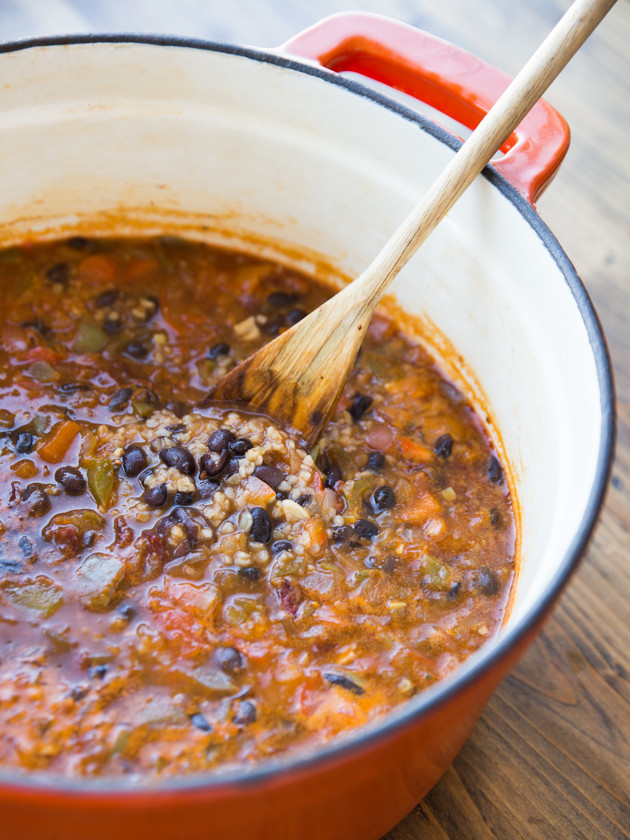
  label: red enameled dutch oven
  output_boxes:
[0,14,614,840]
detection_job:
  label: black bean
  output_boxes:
[238,566,262,582]
[103,312,123,334]
[108,387,133,411]
[253,464,285,490]
[271,540,292,554]
[54,466,86,496]
[208,342,230,359]
[0,559,25,575]
[173,491,194,506]
[18,535,35,559]
[190,712,212,732]
[446,581,462,600]
[214,646,246,675]
[197,478,220,500]
[233,700,257,726]
[275,490,288,500]
[364,554,397,574]
[133,388,161,413]
[263,313,285,336]
[267,290,298,308]
[166,423,185,434]
[285,308,307,326]
[372,485,396,513]
[325,464,342,488]
[489,508,501,528]
[122,444,147,477]
[88,664,108,680]
[15,431,36,454]
[199,449,229,478]
[323,672,365,695]
[125,338,150,360]
[349,393,373,422]
[154,512,179,538]
[353,519,379,540]
[95,288,118,307]
[207,428,236,452]
[250,507,272,544]
[45,262,69,286]
[487,456,504,484]
[228,438,253,456]
[476,567,500,596]
[296,493,312,507]
[222,458,241,478]
[21,319,50,335]
[66,236,90,250]
[434,433,454,459]
[117,603,136,621]
[58,382,90,394]
[332,524,353,545]
[366,452,385,471]
[69,686,89,702]
[20,483,51,517]
[159,445,196,476]
[165,400,190,418]
[143,483,168,507]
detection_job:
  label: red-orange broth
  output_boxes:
[0,236,515,781]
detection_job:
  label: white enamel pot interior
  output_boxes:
[0,37,614,790]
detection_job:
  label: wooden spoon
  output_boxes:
[203,0,616,450]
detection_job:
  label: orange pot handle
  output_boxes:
[280,13,570,205]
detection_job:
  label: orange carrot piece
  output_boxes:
[397,491,443,525]
[304,517,327,556]
[38,420,81,463]
[241,475,277,507]
[76,254,118,284]
[400,436,434,463]
[126,257,158,280]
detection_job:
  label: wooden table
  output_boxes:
[2,0,628,837]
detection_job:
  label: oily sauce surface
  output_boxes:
[0,237,515,781]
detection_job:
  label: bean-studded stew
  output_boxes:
[0,236,515,782]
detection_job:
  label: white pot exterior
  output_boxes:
[0,38,614,753]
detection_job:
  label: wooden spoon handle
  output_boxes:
[349,0,617,312]
[206,0,616,450]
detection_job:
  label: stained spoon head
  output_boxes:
[198,285,371,450]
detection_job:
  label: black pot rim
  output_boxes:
[0,32,616,798]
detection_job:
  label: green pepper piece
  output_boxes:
[86,458,115,509]
[131,389,160,419]
[33,414,50,436]
[42,509,106,540]
[196,358,217,386]
[3,576,64,617]
[329,445,356,477]
[111,727,131,756]
[421,554,453,591]
[73,320,108,354]
[365,351,403,381]
[26,361,60,383]
[344,475,377,512]
[79,430,98,464]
